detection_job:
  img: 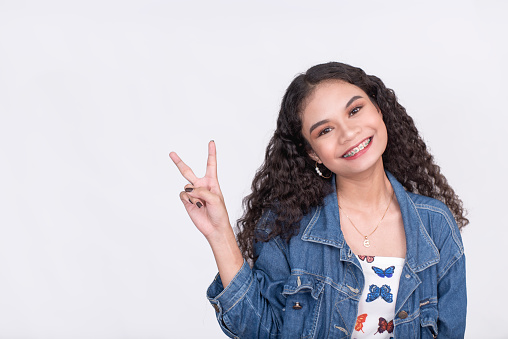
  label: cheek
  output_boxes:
[315,143,338,162]
[380,119,388,136]
[377,121,389,151]
[375,114,387,134]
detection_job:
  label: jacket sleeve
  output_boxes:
[434,205,467,338]
[436,253,467,338]
[206,228,290,338]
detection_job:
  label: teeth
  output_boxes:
[343,138,371,158]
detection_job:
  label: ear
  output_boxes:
[308,150,321,163]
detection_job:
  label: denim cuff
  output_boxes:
[206,259,253,314]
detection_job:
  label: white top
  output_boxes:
[353,255,405,339]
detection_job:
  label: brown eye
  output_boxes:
[318,127,332,136]
[349,106,361,117]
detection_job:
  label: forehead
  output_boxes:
[301,81,366,122]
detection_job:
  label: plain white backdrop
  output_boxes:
[1,1,506,338]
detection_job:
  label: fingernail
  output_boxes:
[196,202,203,208]
[185,187,193,192]
[188,198,193,204]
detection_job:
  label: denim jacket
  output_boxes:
[207,172,466,338]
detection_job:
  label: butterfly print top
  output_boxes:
[353,255,405,339]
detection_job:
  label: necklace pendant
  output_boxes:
[363,238,370,248]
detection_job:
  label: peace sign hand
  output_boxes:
[169,141,231,241]
[170,140,244,287]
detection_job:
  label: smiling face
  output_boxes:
[301,80,388,179]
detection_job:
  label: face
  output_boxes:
[300,80,388,179]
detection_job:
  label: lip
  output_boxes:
[341,137,373,159]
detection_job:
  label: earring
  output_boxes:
[315,161,332,179]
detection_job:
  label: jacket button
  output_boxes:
[398,311,408,319]
[212,304,220,312]
[292,302,303,310]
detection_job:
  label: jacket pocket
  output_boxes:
[419,299,438,338]
[282,273,325,339]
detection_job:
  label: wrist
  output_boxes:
[205,223,235,245]
[206,227,244,288]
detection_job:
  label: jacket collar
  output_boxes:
[301,171,439,272]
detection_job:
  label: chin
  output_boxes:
[338,156,384,177]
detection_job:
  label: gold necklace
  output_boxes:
[338,190,395,248]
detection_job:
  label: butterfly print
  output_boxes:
[375,317,394,334]
[366,284,393,303]
[355,313,367,333]
[358,255,375,263]
[372,266,395,278]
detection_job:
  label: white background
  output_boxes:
[1,1,506,338]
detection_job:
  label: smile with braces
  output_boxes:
[342,137,372,158]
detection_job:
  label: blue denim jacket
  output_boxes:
[207,172,466,338]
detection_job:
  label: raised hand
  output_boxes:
[170,141,244,287]
[169,140,231,240]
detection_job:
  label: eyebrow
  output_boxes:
[345,95,363,109]
[309,119,330,135]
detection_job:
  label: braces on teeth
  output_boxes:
[343,138,371,158]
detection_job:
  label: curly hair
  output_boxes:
[236,62,468,261]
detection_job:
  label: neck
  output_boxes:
[335,162,392,212]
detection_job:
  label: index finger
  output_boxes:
[205,140,218,179]
[169,151,198,185]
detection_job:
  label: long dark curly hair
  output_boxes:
[236,62,468,261]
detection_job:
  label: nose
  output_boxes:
[337,121,361,144]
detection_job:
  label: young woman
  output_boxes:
[169,62,468,338]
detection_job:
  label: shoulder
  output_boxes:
[253,204,325,256]
[253,209,290,256]
[406,192,459,234]
[407,191,457,227]
[405,191,464,265]
[387,171,463,255]
[255,209,277,232]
